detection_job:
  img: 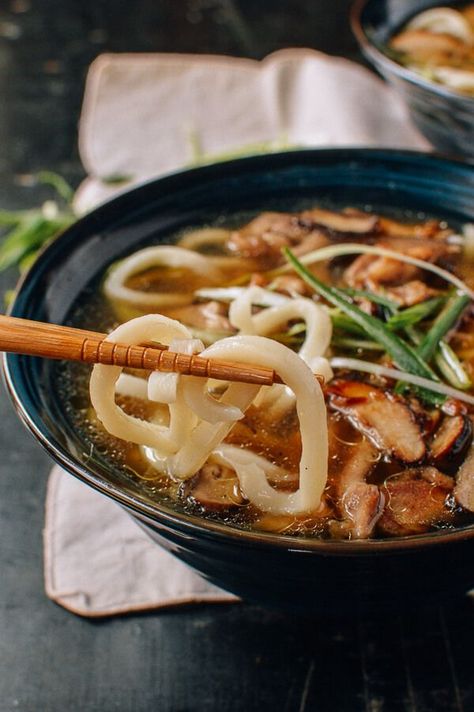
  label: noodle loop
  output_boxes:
[104,246,224,308]
[228,286,333,411]
[90,317,328,514]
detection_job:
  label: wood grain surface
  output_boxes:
[0,314,281,386]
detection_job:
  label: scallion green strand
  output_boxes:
[417,294,471,362]
[284,248,439,382]
[386,297,446,331]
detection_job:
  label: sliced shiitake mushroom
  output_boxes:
[454,418,474,513]
[182,462,244,512]
[327,380,426,463]
[429,414,473,473]
[343,237,458,290]
[328,428,382,540]
[409,402,442,438]
[227,211,328,263]
[298,208,379,239]
[342,483,385,540]
[378,216,445,239]
[377,467,454,537]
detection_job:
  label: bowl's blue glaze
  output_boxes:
[4,149,474,612]
[351,0,474,160]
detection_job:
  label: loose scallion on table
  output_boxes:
[0,173,75,299]
[0,213,73,273]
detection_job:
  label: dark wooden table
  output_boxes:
[0,2,473,710]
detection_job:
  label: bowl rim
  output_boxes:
[4,146,474,556]
[350,0,474,106]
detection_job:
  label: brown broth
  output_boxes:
[58,209,474,540]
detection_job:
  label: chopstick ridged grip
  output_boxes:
[0,314,283,387]
[80,336,280,385]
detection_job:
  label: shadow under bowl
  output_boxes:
[4,149,474,613]
[351,0,474,160]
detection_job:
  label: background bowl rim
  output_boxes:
[4,146,474,556]
[350,0,474,106]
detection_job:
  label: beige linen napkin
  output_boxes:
[74,48,428,213]
[45,49,429,617]
[45,467,237,616]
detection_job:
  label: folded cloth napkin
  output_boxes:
[45,49,429,617]
[74,48,428,213]
[45,466,237,616]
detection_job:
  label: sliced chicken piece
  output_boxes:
[343,236,458,290]
[183,462,244,511]
[454,417,474,512]
[269,274,312,297]
[454,453,474,512]
[343,254,378,289]
[378,216,447,239]
[343,252,421,289]
[363,256,420,286]
[290,230,331,256]
[227,212,298,260]
[227,211,328,265]
[377,467,454,537]
[165,300,234,333]
[386,280,440,307]
[327,380,426,463]
[379,237,459,262]
[248,271,317,297]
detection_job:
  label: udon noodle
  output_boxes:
[70,205,474,539]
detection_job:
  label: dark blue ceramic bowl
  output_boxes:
[351,0,474,160]
[4,149,474,613]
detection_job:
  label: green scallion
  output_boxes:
[386,297,446,331]
[417,294,471,362]
[338,287,398,312]
[284,247,440,386]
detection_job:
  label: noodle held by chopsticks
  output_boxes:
[90,315,329,515]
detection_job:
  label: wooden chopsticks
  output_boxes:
[0,314,286,387]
